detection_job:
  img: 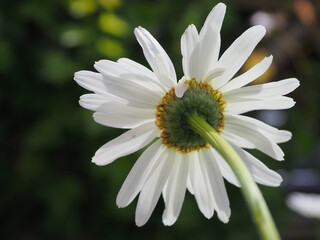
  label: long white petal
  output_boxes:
[231,144,283,187]
[225,96,295,115]
[187,174,194,195]
[162,152,188,226]
[198,3,226,80]
[93,103,155,129]
[200,3,226,36]
[223,116,285,160]
[198,28,220,81]
[203,68,225,83]
[135,148,174,227]
[220,56,273,93]
[227,115,292,144]
[95,58,160,90]
[153,53,177,89]
[221,129,255,149]
[94,59,165,91]
[116,140,165,208]
[74,71,107,95]
[104,80,161,109]
[134,27,176,86]
[75,71,128,104]
[189,151,214,218]
[116,80,162,105]
[210,147,240,187]
[211,25,266,89]
[224,78,300,100]
[117,58,168,92]
[79,94,108,111]
[95,60,163,109]
[94,59,127,76]
[181,24,200,80]
[92,121,159,166]
[202,149,231,223]
[117,58,158,82]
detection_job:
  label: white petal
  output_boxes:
[94,60,163,109]
[75,71,127,104]
[94,59,164,91]
[227,115,292,144]
[181,24,200,80]
[202,149,231,223]
[92,121,159,166]
[134,27,176,85]
[221,129,255,149]
[211,25,266,89]
[220,56,273,93]
[94,59,127,76]
[225,96,296,115]
[117,58,168,92]
[200,3,226,36]
[231,144,283,187]
[135,148,174,227]
[203,68,225,83]
[95,57,163,93]
[197,3,226,79]
[224,78,300,100]
[93,102,155,129]
[175,77,189,98]
[210,147,240,187]
[116,140,165,208]
[187,174,194,195]
[182,3,226,81]
[223,116,285,160]
[198,27,220,80]
[101,78,161,109]
[162,152,188,226]
[117,58,158,82]
[79,94,108,111]
[74,71,106,95]
[189,151,214,218]
[153,53,177,89]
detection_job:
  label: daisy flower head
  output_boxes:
[75,3,299,226]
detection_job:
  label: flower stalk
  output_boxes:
[188,114,281,240]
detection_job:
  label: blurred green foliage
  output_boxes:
[1,0,319,239]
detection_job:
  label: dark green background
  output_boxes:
[1,0,319,239]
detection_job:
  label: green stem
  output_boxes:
[188,114,281,240]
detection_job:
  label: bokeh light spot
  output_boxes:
[98,0,121,11]
[96,37,124,58]
[60,27,88,47]
[98,13,128,37]
[68,0,97,18]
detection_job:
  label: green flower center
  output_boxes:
[155,79,225,153]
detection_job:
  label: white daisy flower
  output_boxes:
[286,192,320,219]
[75,3,299,226]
